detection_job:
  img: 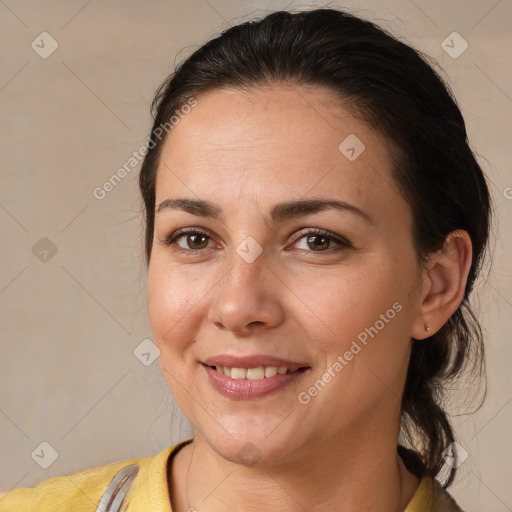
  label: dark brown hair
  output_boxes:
[139,8,491,487]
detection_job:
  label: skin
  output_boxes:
[146,85,472,511]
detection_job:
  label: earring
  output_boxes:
[425,322,431,332]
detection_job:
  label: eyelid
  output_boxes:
[288,227,351,250]
[159,227,221,250]
[158,226,351,254]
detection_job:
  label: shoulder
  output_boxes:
[406,475,465,512]
[0,445,178,512]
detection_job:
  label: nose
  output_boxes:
[207,253,285,336]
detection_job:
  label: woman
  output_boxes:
[1,7,490,512]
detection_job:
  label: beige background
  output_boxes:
[0,0,511,509]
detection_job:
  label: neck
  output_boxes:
[169,429,420,512]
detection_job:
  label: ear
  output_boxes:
[411,230,473,340]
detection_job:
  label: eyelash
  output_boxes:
[158,227,351,255]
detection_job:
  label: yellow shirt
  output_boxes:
[0,439,463,511]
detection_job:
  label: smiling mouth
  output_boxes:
[204,364,310,380]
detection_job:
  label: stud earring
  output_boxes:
[425,323,431,332]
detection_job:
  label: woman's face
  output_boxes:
[148,85,425,464]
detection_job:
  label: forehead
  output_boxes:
[155,85,404,219]
[161,85,371,163]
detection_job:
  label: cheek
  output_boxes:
[310,263,402,334]
[147,259,204,349]
[309,257,416,378]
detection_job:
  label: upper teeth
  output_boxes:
[215,366,297,379]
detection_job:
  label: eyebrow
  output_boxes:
[155,197,373,225]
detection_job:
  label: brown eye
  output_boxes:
[306,234,331,251]
[183,233,209,250]
[161,229,215,251]
[292,229,350,253]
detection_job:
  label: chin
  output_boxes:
[200,425,305,468]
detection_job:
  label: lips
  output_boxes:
[202,354,309,372]
[201,354,311,399]
[203,364,309,399]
